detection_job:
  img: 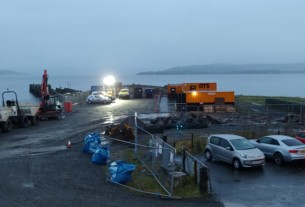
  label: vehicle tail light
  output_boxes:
[289,150,298,153]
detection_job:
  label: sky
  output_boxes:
[1,0,305,76]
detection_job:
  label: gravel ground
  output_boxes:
[0,98,223,207]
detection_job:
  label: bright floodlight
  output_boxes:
[103,75,115,86]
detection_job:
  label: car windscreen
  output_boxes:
[282,139,304,146]
[230,139,256,150]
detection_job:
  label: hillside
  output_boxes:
[0,70,26,75]
[137,63,305,75]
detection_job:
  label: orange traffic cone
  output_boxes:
[66,140,72,148]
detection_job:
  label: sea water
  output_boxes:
[0,73,305,101]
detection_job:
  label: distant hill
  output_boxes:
[137,63,305,75]
[0,70,27,75]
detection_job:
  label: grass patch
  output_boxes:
[108,149,168,195]
[174,175,206,198]
[105,146,207,197]
[174,138,206,155]
[127,171,168,195]
[236,95,305,105]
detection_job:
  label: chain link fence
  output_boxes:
[135,125,176,196]
[181,149,211,193]
[106,128,176,196]
[105,110,178,197]
[57,91,90,104]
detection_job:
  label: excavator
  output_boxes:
[37,70,65,120]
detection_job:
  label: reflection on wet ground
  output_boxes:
[206,158,305,207]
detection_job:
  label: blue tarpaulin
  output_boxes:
[92,146,109,164]
[82,132,101,154]
[109,160,136,184]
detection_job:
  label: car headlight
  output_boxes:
[240,153,248,158]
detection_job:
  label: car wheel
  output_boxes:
[205,150,212,161]
[19,116,29,128]
[233,159,241,170]
[2,119,12,132]
[87,100,92,104]
[274,152,284,165]
[30,115,38,126]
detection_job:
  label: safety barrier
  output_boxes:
[57,91,90,105]
[180,149,212,193]
[135,125,176,196]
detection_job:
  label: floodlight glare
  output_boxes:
[103,75,115,86]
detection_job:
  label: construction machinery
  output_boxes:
[0,91,40,132]
[37,70,65,120]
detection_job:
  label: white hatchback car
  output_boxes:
[87,94,111,104]
[205,134,265,170]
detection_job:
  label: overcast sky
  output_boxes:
[1,0,305,76]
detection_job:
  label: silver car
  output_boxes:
[87,94,111,104]
[250,135,305,165]
[205,134,265,170]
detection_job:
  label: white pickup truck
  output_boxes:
[0,91,40,132]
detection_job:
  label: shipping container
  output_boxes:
[185,91,235,104]
[181,82,217,92]
[167,84,182,94]
[134,87,143,98]
[144,88,154,98]
[91,85,104,92]
[167,84,182,101]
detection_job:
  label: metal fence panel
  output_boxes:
[135,125,176,196]
[183,150,212,193]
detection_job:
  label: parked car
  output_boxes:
[100,91,115,101]
[91,91,115,101]
[118,89,130,99]
[205,134,265,170]
[250,135,305,165]
[87,94,111,104]
[295,131,305,144]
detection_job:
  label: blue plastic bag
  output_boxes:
[109,160,136,184]
[92,146,109,165]
[82,132,101,154]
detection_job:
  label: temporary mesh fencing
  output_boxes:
[181,149,212,193]
[135,125,176,196]
[106,112,176,197]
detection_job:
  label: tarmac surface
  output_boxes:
[0,98,223,207]
[204,156,305,207]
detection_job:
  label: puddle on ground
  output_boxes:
[22,182,34,188]
[27,146,67,156]
[102,112,171,125]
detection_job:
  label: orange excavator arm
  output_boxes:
[40,69,50,107]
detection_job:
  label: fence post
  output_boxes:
[191,133,194,151]
[134,112,138,156]
[182,148,186,172]
[194,160,197,184]
[163,134,167,143]
[199,167,208,192]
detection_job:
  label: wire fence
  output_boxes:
[57,91,90,104]
[106,125,176,197]
[135,125,176,196]
[180,149,211,193]
[168,102,235,113]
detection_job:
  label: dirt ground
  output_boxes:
[0,98,224,207]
